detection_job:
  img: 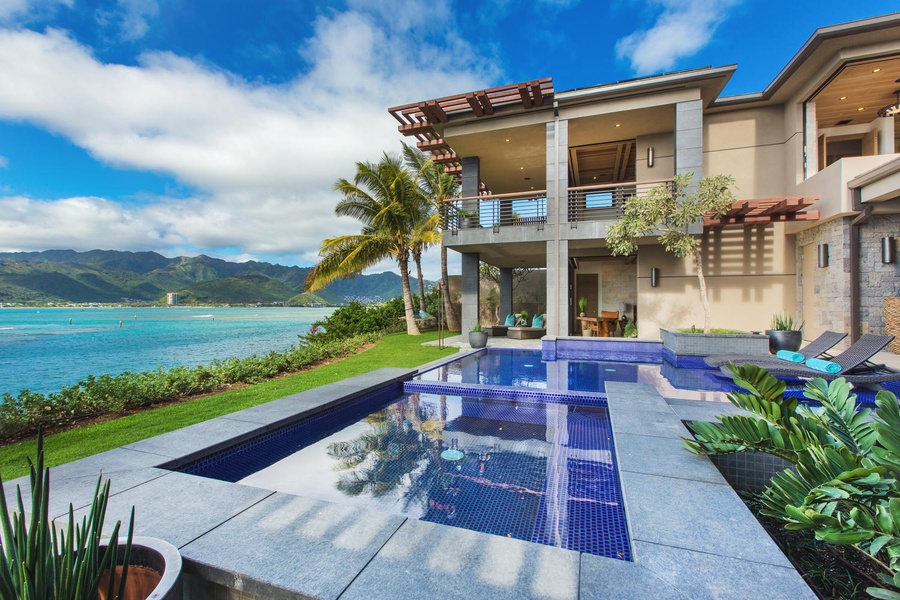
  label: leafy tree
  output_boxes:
[606,173,735,333]
[684,364,900,599]
[403,143,461,331]
[305,153,423,335]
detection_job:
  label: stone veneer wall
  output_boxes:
[599,259,637,315]
[860,214,900,335]
[796,217,851,336]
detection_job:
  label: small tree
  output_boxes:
[606,172,735,333]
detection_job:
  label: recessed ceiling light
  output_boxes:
[505,138,510,142]
[858,107,865,111]
[840,96,847,100]
[873,68,882,73]
[615,123,621,127]
[520,166,524,170]
[592,176,597,180]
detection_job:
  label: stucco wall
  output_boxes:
[633,225,797,339]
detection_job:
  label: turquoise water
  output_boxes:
[0,307,335,395]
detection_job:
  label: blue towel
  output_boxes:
[806,357,841,374]
[776,350,805,363]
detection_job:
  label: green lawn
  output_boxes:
[0,331,457,481]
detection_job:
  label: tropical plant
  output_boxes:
[402,143,461,332]
[771,312,804,331]
[578,297,587,314]
[0,431,134,599]
[606,173,736,333]
[623,320,637,338]
[305,152,423,335]
[471,323,483,333]
[683,364,900,599]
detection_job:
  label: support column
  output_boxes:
[804,102,818,178]
[461,252,480,334]
[879,116,896,155]
[675,99,703,233]
[546,118,569,336]
[499,268,513,317]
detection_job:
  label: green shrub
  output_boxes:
[0,334,377,442]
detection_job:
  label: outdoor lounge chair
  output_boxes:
[719,333,899,385]
[485,313,517,337]
[704,330,848,368]
[507,314,546,340]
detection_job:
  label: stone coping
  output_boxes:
[3,368,815,599]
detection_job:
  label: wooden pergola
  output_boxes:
[703,196,819,228]
[388,78,554,176]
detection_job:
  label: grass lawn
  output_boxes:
[0,331,457,481]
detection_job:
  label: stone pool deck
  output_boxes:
[3,364,815,599]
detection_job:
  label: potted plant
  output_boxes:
[460,209,479,229]
[765,312,804,354]
[578,297,587,317]
[0,432,183,600]
[468,323,488,349]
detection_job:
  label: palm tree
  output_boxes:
[402,143,461,332]
[410,207,440,315]
[304,153,422,335]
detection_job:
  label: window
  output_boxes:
[585,192,613,209]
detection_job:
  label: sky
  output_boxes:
[0,0,896,280]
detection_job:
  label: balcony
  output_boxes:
[442,178,675,234]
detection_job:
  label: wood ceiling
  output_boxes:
[812,56,900,128]
[568,141,636,187]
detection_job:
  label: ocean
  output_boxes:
[0,307,335,396]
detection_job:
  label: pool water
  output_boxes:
[414,348,737,401]
[178,385,631,560]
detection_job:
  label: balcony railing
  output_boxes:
[442,179,674,232]
[444,191,547,232]
[567,179,674,224]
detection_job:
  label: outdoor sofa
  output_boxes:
[508,314,546,340]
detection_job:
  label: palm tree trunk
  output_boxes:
[399,256,421,335]
[414,249,426,314]
[695,248,712,333]
[441,243,460,332]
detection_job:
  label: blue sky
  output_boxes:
[0,0,895,278]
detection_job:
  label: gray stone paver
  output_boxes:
[181,492,405,600]
[614,432,727,484]
[633,541,817,600]
[69,470,274,548]
[621,470,791,567]
[123,416,266,462]
[341,518,581,600]
[580,553,691,599]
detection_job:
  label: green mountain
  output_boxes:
[0,249,424,305]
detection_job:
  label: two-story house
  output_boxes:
[389,13,900,343]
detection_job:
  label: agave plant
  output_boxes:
[684,364,900,599]
[0,432,134,599]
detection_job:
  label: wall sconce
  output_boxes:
[650,267,659,287]
[647,146,655,168]
[817,244,829,268]
[884,237,895,264]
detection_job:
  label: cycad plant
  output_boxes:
[0,432,134,599]
[684,364,900,598]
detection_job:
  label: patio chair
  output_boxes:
[704,330,848,368]
[720,333,899,386]
[592,310,619,337]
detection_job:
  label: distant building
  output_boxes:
[166,292,179,306]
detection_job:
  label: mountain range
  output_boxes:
[0,250,422,305]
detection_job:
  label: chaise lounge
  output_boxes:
[719,333,899,386]
[704,330,848,368]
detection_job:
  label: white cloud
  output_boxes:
[0,155,7,168]
[615,0,741,75]
[0,0,71,23]
[0,6,496,278]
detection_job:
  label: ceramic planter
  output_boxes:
[765,329,803,354]
[468,331,488,348]
[98,536,182,600]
